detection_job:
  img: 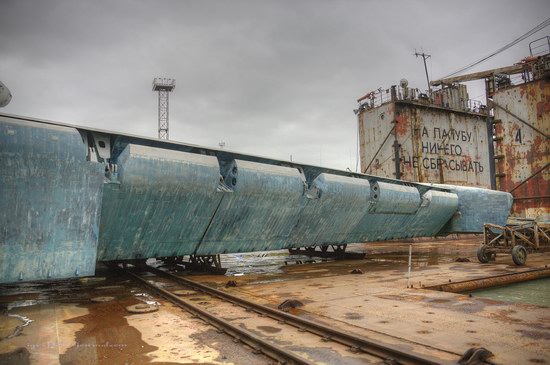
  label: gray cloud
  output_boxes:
[1,0,548,169]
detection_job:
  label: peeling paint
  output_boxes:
[493,79,550,217]
[358,101,492,187]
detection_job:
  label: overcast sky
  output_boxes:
[1,0,548,170]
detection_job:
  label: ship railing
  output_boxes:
[355,85,488,115]
[490,53,550,94]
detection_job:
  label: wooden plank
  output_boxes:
[431,64,525,86]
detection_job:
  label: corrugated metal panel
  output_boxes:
[0,117,104,282]
[493,79,550,218]
[97,144,223,260]
[359,102,492,188]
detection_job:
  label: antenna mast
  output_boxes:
[152,78,176,140]
[414,49,431,94]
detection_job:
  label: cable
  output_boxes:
[440,17,550,79]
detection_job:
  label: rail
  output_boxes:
[529,36,550,56]
[117,264,456,365]
[487,53,550,95]
[122,268,313,365]
[355,84,488,115]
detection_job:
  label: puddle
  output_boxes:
[5,300,40,311]
[222,250,329,275]
[59,298,157,364]
[0,279,94,309]
[469,277,550,307]
[229,239,477,277]
[149,239,482,287]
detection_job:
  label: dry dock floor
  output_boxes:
[1,239,549,364]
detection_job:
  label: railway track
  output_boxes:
[117,264,456,365]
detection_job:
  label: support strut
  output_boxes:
[288,244,366,260]
[160,254,227,274]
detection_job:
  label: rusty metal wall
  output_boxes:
[358,102,492,188]
[493,79,550,218]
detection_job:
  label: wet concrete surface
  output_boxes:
[1,237,549,364]
[193,238,550,364]
[0,266,272,365]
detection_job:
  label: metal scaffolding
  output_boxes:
[152,78,175,140]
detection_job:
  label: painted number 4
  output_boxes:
[515,128,522,144]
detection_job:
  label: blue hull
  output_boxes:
[0,114,513,283]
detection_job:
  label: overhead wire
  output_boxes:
[440,17,550,79]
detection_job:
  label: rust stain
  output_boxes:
[519,85,526,98]
[494,79,550,217]
[535,95,550,118]
[394,112,409,137]
[486,309,524,324]
[360,103,493,187]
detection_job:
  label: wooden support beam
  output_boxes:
[431,64,526,86]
